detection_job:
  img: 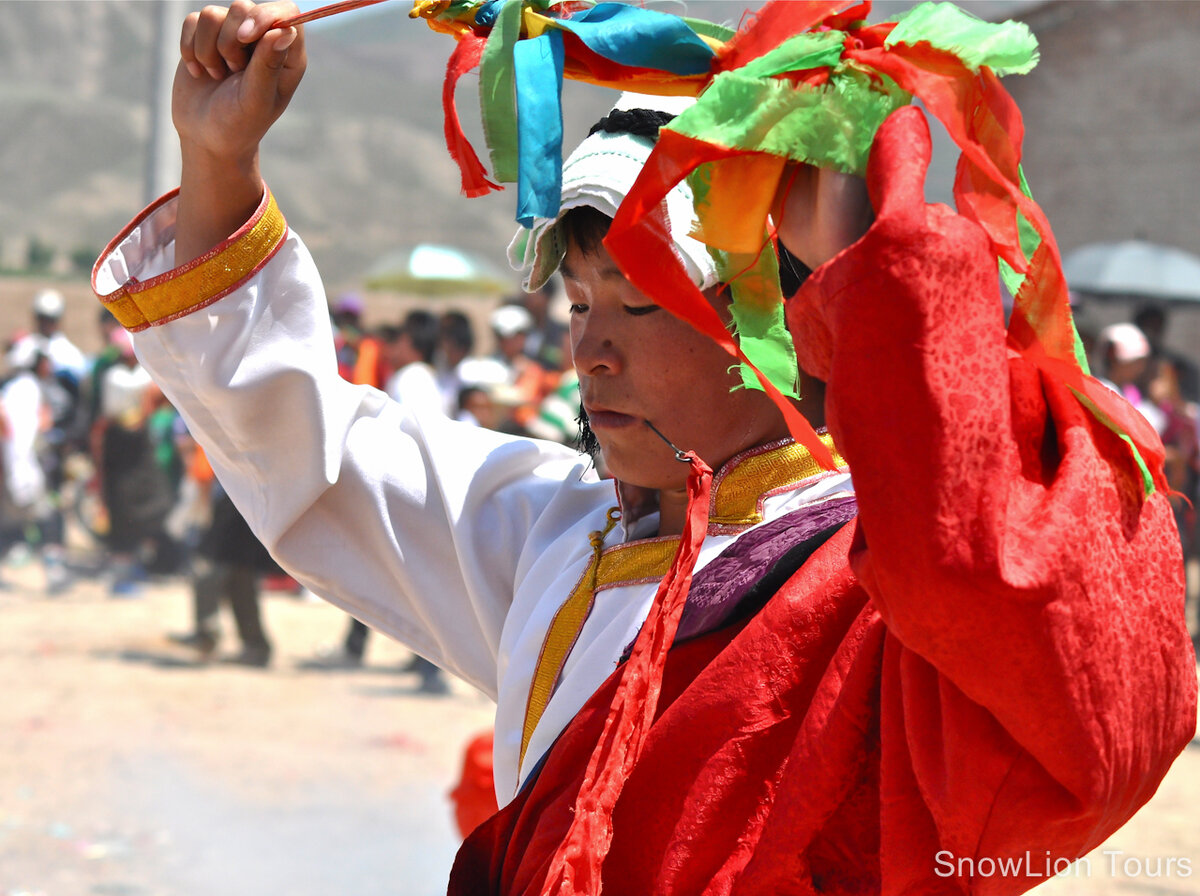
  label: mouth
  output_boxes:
[584,405,639,429]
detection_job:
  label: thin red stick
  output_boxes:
[272,0,390,29]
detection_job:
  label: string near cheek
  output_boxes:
[643,420,691,464]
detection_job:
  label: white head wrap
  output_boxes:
[507,92,718,292]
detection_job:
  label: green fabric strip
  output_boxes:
[1073,389,1155,496]
[886,1,1039,75]
[479,0,523,184]
[670,66,909,175]
[735,31,846,80]
[680,15,736,43]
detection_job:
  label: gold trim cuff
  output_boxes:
[93,187,287,332]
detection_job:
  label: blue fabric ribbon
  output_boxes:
[514,29,565,226]
[556,2,714,74]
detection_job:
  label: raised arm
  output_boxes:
[787,106,1195,871]
[92,1,604,699]
[173,0,305,263]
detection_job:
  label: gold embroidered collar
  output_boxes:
[518,434,844,769]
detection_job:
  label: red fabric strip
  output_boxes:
[559,32,703,90]
[845,43,1076,372]
[949,65,1027,264]
[845,45,1049,270]
[714,0,859,73]
[1007,241,1167,491]
[540,454,714,894]
[443,32,502,198]
[606,128,838,471]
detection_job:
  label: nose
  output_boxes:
[571,312,622,377]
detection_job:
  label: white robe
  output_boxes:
[92,192,852,800]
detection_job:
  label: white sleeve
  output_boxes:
[92,189,601,698]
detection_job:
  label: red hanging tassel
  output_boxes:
[540,451,713,894]
[442,32,502,198]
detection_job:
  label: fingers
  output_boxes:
[243,25,305,112]
[772,163,872,271]
[180,1,302,81]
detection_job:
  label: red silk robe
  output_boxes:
[450,108,1197,895]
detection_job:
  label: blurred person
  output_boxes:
[10,288,88,395]
[330,292,366,381]
[1134,302,1200,404]
[330,292,390,392]
[1147,358,1200,560]
[489,303,534,372]
[92,330,174,595]
[85,307,124,430]
[488,303,557,434]
[26,349,74,592]
[0,343,64,591]
[9,294,91,590]
[143,389,188,574]
[384,310,444,418]
[436,309,475,416]
[174,477,279,667]
[520,275,569,372]
[1096,322,1167,434]
[457,384,500,430]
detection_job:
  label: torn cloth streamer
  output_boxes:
[416,0,1163,497]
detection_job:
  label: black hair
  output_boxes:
[1133,302,1166,332]
[576,404,600,458]
[439,310,475,354]
[777,243,812,296]
[402,309,440,365]
[559,205,613,258]
[587,107,676,139]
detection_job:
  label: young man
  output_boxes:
[92,2,1195,893]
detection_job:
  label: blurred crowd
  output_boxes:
[3,283,1196,663]
[326,275,579,447]
[0,280,583,673]
[1086,303,1200,571]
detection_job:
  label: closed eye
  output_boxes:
[623,305,660,316]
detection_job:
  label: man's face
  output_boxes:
[564,240,788,492]
[497,331,526,362]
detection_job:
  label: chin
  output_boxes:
[600,450,688,492]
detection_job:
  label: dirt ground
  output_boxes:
[0,551,494,896]
[1,537,1198,896]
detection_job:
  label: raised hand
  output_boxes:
[173,1,307,265]
[771,163,874,274]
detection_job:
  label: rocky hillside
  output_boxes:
[0,0,760,290]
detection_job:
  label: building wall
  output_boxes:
[1006,0,1200,362]
[1008,0,1200,256]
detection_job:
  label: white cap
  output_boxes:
[507,92,717,292]
[490,304,534,338]
[6,336,42,371]
[32,288,65,319]
[1099,322,1150,362]
[457,357,511,387]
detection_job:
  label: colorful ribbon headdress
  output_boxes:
[415,0,1164,493]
